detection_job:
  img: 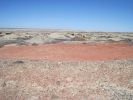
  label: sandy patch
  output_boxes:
[0,43,133,61]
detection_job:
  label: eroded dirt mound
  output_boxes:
[0,29,133,45]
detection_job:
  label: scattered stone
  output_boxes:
[66,77,73,82]
[13,60,24,64]
[1,81,6,87]
[51,95,59,100]
[0,44,4,48]
[32,43,38,46]
[56,81,60,85]
[58,62,62,65]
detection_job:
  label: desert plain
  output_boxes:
[0,29,133,100]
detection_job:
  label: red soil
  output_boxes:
[0,43,133,61]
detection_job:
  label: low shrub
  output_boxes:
[5,32,12,35]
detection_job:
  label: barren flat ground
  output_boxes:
[0,29,133,100]
[0,43,133,61]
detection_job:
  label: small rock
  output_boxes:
[13,60,24,64]
[58,62,62,65]
[1,81,6,87]
[56,81,60,85]
[66,77,73,82]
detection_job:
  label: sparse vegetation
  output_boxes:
[16,37,26,40]
[16,37,31,40]
[70,33,74,36]
[0,30,133,44]
[71,36,86,41]
[0,30,133,99]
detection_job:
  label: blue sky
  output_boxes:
[0,0,133,32]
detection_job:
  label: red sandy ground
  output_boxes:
[0,43,133,61]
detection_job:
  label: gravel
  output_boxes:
[0,59,133,99]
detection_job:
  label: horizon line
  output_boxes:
[0,27,133,33]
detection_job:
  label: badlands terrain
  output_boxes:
[0,29,133,100]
